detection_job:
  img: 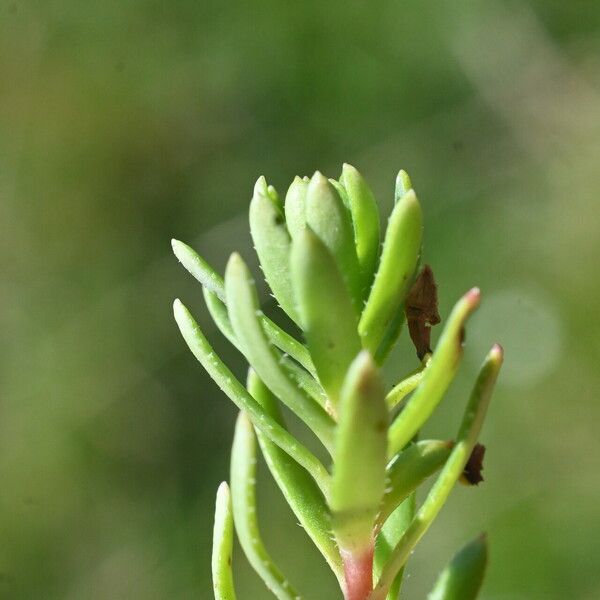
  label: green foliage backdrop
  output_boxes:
[1,1,599,598]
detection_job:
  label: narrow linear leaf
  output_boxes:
[359,190,423,354]
[173,239,314,372]
[388,288,481,458]
[225,254,336,453]
[305,171,363,311]
[204,287,237,346]
[204,287,324,406]
[173,299,331,496]
[248,370,344,585]
[374,494,415,600]
[279,353,329,410]
[291,228,362,409]
[260,318,316,376]
[427,534,488,600]
[373,309,406,366]
[332,351,388,556]
[250,178,299,324]
[379,440,452,528]
[385,355,431,410]
[212,482,237,600]
[172,238,226,301]
[284,177,308,240]
[339,163,381,292]
[370,345,503,600]
[230,411,301,600]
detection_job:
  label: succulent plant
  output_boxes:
[172,164,503,600]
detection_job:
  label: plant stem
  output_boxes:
[342,545,374,600]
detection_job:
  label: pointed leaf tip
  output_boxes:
[212,481,237,600]
[249,186,299,322]
[254,175,268,196]
[285,176,309,241]
[173,297,182,314]
[338,163,380,295]
[359,188,422,354]
[216,480,230,500]
[466,287,481,305]
[172,238,226,301]
[490,343,504,361]
[306,170,363,312]
[395,170,413,202]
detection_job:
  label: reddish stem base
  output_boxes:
[341,546,374,600]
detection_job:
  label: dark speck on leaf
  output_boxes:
[375,420,387,432]
[405,265,440,359]
[273,214,284,225]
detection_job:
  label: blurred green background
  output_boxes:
[1,0,599,598]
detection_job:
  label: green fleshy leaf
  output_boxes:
[204,287,237,346]
[284,177,308,240]
[305,171,363,311]
[279,353,328,410]
[331,351,388,555]
[267,183,283,210]
[359,190,423,354]
[387,289,481,458]
[427,534,488,600]
[260,318,316,376]
[373,310,407,366]
[230,411,301,600]
[212,482,237,600]
[173,299,331,496]
[371,345,503,600]
[379,440,452,527]
[173,239,314,373]
[250,177,299,324]
[394,169,413,203]
[224,253,335,453]
[339,163,381,292]
[328,178,350,208]
[248,370,344,584]
[291,228,362,408]
[172,238,226,301]
[374,494,415,600]
[385,355,431,410]
[203,287,326,409]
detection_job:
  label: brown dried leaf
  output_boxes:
[460,443,486,486]
[405,265,441,359]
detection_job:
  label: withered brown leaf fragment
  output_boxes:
[405,264,441,359]
[460,443,486,486]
